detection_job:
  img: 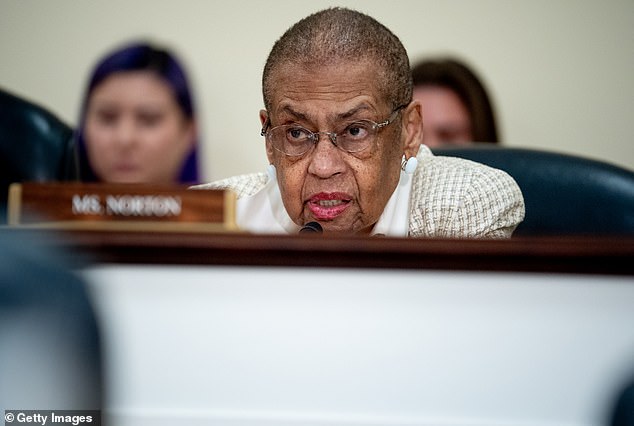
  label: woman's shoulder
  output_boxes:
[190,172,268,198]
[415,145,521,195]
[410,145,525,238]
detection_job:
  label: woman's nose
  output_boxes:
[307,134,347,178]
[113,119,137,147]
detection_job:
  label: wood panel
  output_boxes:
[5,228,633,275]
[7,182,236,232]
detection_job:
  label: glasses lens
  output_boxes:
[337,120,376,153]
[269,125,313,156]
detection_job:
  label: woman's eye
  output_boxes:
[95,111,118,126]
[345,123,369,138]
[287,127,309,140]
[138,113,162,127]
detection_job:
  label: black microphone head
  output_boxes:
[299,221,323,234]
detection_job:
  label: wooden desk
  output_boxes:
[5,230,634,426]
[20,229,634,275]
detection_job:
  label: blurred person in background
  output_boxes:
[411,57,499,147]
[75,41,200,184]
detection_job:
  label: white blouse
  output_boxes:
[235,170,414,237]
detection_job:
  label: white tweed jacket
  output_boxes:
[194,146,525,238]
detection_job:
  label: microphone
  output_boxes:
[299,221,323,234]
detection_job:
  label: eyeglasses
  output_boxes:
[261,105,407,157]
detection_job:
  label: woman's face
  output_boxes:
[413,85,472,147]
[263,61,422,234]
[84,72,195,183]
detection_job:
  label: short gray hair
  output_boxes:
[262,7,412,111]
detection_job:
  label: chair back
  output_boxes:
[0,88,78,220]
[431,144,634,236]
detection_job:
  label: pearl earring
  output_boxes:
[402,156,418,175]
[266,164,277,181]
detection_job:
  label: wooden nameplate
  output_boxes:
[6,182,238,233]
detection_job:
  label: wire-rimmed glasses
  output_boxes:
[261,105,407,157]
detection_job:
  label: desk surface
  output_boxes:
[10,229,634,275]
[3,229,634,425]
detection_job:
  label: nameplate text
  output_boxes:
[7,182,237,232]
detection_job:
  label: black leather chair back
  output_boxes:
[0,88,78,220]
[432,145,634,236]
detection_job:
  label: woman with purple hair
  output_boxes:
[76,41,200,184]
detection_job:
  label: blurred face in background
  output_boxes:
[413,85,472,148]
[83,71,195,183]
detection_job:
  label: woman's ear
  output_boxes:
[259,109,268,128]
[260,109,275,164]
[185,118,198,149]
[401,101,424,158]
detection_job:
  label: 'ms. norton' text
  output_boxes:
[71,194,182,217]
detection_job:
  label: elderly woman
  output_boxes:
[195,7,524,238]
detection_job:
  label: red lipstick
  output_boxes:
[307,192,351,220]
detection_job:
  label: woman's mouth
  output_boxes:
[307,193,351,220]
